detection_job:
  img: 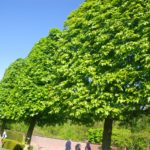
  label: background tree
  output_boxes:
[0,29,68,147]
[0,58,26,136]
[53,0,150,149]
[11,29,68,146]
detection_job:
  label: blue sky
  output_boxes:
[0,0,84,79]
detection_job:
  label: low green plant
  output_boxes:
[87,128,103,144]
[127,132,150,150]
[112,128,131,148]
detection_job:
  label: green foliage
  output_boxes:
[0,0,150,149]
[87,127,150,149]
[0,0,149,123]
[127,115,150,132]
[87,128,103,144]
[0,58,26,120]
[127,132,150,150]
[33,123,89,141]
[112,128,131,148]
[0,28,67,125]
[55,1,150,149]
[10,29,66,124]
[60,0,150,122]
[0,29,67,145]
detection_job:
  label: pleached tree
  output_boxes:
[0,0,149,149]
[0,29,67,147]
[0,58,26,119]
[18,29,67,145]
[0,58,26,136]
[53,0,150,149]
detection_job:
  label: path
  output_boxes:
[31,136,100,150]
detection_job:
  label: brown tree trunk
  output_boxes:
[0,120,6,136]
[102,117,113,150]
[25,117,36,146]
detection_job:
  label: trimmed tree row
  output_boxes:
[0,0,150,149]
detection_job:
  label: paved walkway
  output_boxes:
[31,136,100,150]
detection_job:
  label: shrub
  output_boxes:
[87,128,150,150]
[126,132,150,150]
[112,128,131,148]
[87,128,103,144]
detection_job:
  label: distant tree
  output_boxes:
[0,58,26,135]
[53,0,150,149]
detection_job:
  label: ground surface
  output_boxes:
[31,135,100,150]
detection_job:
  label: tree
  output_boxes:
[0,1,149,149]
[53,0,150,149]
[10,29,68,146]
[0,29,67,147]
[0,58,26,135]
[0,59,26,117]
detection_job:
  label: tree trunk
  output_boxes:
[102,117,113,150]
[25,117,36,146]
[0,120,6,137]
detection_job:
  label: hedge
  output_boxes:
[2,139,33,150]
[2,139,24,150]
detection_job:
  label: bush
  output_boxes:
[112,128,131,148]
[87,128,103,144]
[87,128,150,150]
[126,132,150,150]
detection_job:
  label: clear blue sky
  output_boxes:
[0,0,84,80]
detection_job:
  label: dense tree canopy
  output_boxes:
[0,0,149,149]
[0,29,64,122]
[13,29,65,125]
[53,0,150,149]
[0,58,26,121]
[59,0,150,119]
[0,29,67,145]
